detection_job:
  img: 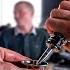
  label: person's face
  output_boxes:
[14,4,33,27]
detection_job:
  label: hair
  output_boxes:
[14,1,34,15]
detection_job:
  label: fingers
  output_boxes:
[59,1,70,10]
[50,9,70,20]
[51,1,70,20]
[0,47,30,62]
[46,17,70,38]
[45,0,70,39]
[4,48,31,62]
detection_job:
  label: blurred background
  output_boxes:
[0,0,61,27]
[0,0,41,27]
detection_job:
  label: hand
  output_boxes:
[0,47,30,62]
[44,0,70,52]
[0,47,31,70]
[44,0,70,40]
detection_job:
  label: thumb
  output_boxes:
[0,47,30,62]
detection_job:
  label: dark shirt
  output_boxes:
[0,28,49,60]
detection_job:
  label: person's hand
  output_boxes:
[0,47,41,70]
[44,0,70,40]
[0,47,31,70]
[44,0,70,52]
[0,47,30,62]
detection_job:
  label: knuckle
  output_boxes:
[50,9,58,17]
